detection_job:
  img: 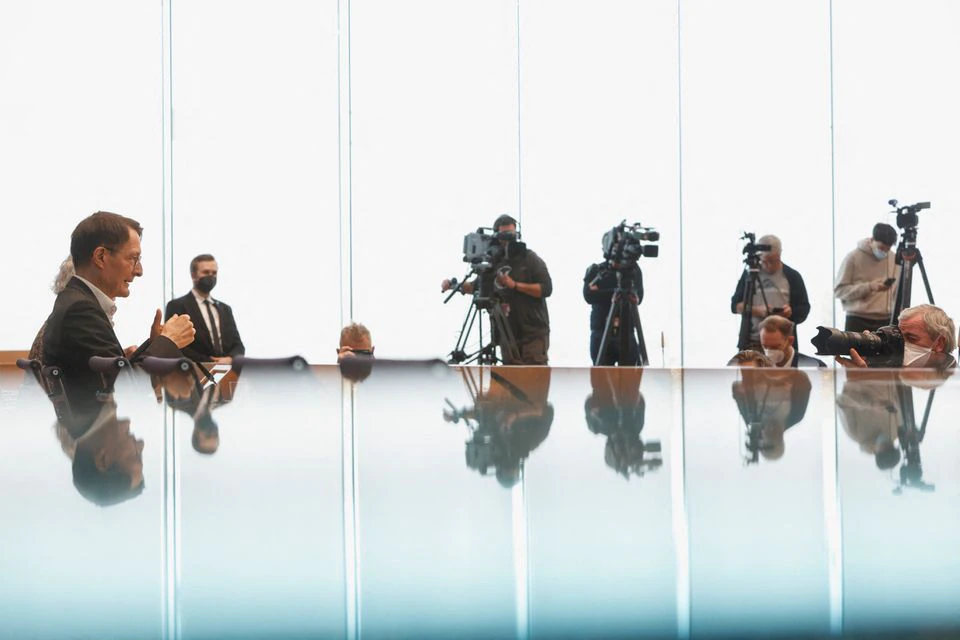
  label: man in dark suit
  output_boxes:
[165,254,245,364]
[42,212,197,389]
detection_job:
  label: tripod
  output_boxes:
[893,381,936,494]
[594,268,649,366]
[736,257,772,351]
[446,268,520,365]
[889,228,935,325]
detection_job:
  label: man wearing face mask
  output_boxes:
[731,234,811,349]
[835,223,898,332]
[836,304,957,370]
[165,254,245,364]
[758,315,825,368]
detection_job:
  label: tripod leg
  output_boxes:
[628,301,648,366]
[914,254,935,306]
[595,294,619,366]
[738,272,756,351]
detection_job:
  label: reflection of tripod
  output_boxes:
[594,268,649,366]
[893,382,936,494]
[446,268,520,365]
[889,229,935,324]
[737,257,771,351]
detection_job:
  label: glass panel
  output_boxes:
[176,367,345,638]
[525,368,680,638]
[519,0,681,367]
[831,1,960,330]
[684,368,833,636]
[171,1,341,363]
[0,1,162,353]
[349,0,520,362]
[679,0,833,366]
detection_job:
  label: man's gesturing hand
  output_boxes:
[161,314,196,349]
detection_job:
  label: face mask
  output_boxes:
[902,340,932,367]
[196,275,217,293]
[872,246,888,260]
[763,348,786,365]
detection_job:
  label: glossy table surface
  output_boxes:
[1,362,959,639]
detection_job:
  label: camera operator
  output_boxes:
[441,214,553,364]
[835,223,898,333]
[836,304,956,369]
[758,315,825,368]
[731,234,810,349]
[583,258,643,365]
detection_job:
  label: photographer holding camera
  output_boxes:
[583,258,643,366]
[731,234,810,349]
[833,304,956,369]
[835,223,898,333]
[441,214,553,364]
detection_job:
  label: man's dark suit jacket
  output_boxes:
[42,277,183,393]
[165,292,245,362]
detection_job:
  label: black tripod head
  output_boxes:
[741,231,772,270]
[889,198,930,246]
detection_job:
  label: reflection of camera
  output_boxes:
[741,231,772,268]
[602,220,659,265]
[811,324,904,366]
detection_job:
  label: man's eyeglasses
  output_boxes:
[105,247,142,267]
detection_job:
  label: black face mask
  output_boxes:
[196,275,217,293]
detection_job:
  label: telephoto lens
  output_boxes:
[810,325,904,366]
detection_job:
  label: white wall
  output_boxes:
[2,1,958,366]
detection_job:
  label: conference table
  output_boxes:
[1,362,958,639]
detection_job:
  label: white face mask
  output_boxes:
[903,340,932,367]
[763,348,786,365]
[872,245,888,260]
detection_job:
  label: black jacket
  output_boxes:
[42,277,182,390]
[165,292,245,362]
[791,351,826,368]
[497,249,552,341]
[583,262,644,332]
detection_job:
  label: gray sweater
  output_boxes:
[834,238,897,320]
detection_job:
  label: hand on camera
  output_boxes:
[496,272,516,291]
[161,314,196,349]
[835,348,868,369]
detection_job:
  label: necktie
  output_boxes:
[203,299,222,356]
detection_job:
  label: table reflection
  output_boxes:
[732,368,811,463]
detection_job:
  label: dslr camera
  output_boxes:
[811,324,904,367]
[602,220,659,265]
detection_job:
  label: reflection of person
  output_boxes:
[441,214,553,364]
[835,223,898,332]
[165,254,245,364]
[758,315,826,368]
[836,371,902,469]
[447,367,553,487]
[337,322,374,361]
[42,212,196,383]
[732,368,812,462]
[584,367,661,479]
[582,259,643,366]
[165,375,224,456]
[731,234,810,349]
[727,350,774,367]
[836,304,957,370]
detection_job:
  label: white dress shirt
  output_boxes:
[192,289,221,345]
[74,275,118,325]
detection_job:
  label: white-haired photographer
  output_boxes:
[836,304,957,370]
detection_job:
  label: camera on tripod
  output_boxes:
[740,231,772,268]
[601,220,659,265]
[461,227,527,307]
[810,324,904,366]
[889,199,930,231]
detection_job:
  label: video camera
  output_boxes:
[889,199,930,231]
[811,324,904,367]
[461,227,527,306]
[741,231,772,269]
[601,220,659,265]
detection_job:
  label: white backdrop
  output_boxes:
[2,1,959,366]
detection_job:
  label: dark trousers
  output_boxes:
[590,329,640,366]
[844,315,890,333]
[502,335,550,365]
